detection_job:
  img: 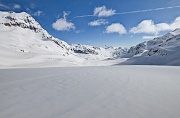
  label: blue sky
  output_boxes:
[0,0,180,47]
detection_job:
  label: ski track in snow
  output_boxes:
[0,66,180,118]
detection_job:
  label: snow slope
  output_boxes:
[0,66,180,118]
[0,11,127,68]
[121,28,180,65]
[0,11,79,67]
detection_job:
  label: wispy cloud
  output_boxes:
[88,19,108,26]
[0,3,9,9]
[73,14,94,18]
[115,5,180,15]
[130,16,180,34]
[26,8,30,11]
[167,0,180,6]
[0,3,21,10]
[13,4,21,9]
[75,30,84,34]
[33,10,43,16]
[63,11,68,19]
[52,12,75,31]
[105,23,127,34]
[74,5,180,19]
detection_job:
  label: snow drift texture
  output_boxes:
[1,66,180,118]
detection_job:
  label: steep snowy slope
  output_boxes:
[121,28,180,65]
[0,11,89,67]
[0,11,70,50]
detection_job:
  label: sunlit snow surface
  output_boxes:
[0,66,180,118]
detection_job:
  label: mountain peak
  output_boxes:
[0,11,41,33]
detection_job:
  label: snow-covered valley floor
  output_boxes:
[0,66,180,118]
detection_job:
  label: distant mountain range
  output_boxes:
[0,11,180,67]
[121,28,180,65]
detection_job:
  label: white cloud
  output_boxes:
[105,23,127,34]
[94,6,116,17]
[13,4,21,9]
[130,16,180,34]
[33,10,43,16]
[52,19,75,31]
[130,20,157,34]
[142,35,160,39]
[88,19,108,26]
[52,12,75,31]
[0,3,9,9]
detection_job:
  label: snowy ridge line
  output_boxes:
[121,28,180,65]
[0,11,180,67]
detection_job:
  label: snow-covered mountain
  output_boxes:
[0,11,80,67]
[0,11,70,50]
[0,11,126,67]
[0,11,179,67]
[71,44,127,58]
[121,28,180,65]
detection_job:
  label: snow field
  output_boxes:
[0,66,180,118]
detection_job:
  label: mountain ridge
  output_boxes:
[0,11,125,67]
[121,28,180,65]
[0,11,180,67]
